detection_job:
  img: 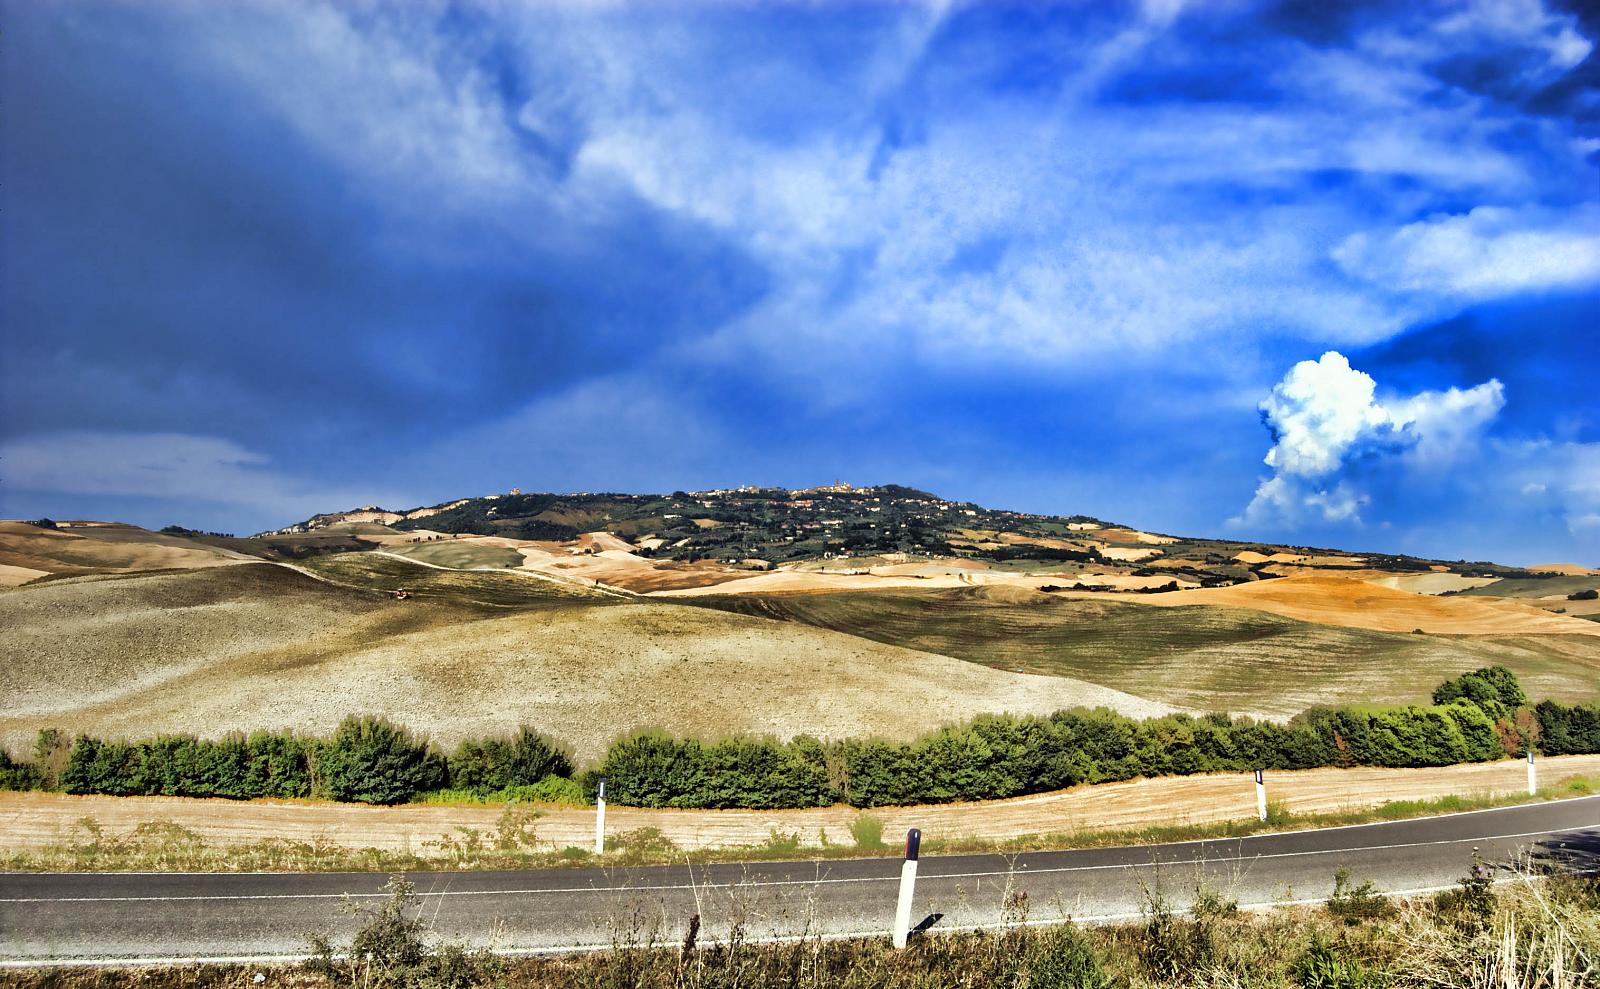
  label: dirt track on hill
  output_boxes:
[4,756,1596,857]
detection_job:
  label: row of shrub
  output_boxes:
[7,667,1599,809]
[596,701,1515,808]
[15,719,573,806]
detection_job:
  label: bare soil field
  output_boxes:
[0,521,251,578]
[6,756,1596,857]
[0,563,1173,764]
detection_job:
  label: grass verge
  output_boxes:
[3,777,1594,875]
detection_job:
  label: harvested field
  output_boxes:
[694,586,1600,715]
[6,755,1597,857]
[652,568,1191,597]
[1530,563,1600,576]
[0,563,1172,764]
[1367,573,1502,595]
[1142,573,1599,635]
[296,552,611,607]
[0,562,49,587]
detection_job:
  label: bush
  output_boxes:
[849,812,885,850]
[23,669,1567,811]
[58,731,315,799]
[599,733,832,808]
[446,727,572,794]
[1326,869,1391,925]
[1297,937,1376,989]
[1025,925,1113,989]
[306,875,496,988]
[316,716,445,805]
[1534,700,1600,755]
[1569,588,1598,601]
[0,747,41,791]
[1433,666,1528,720]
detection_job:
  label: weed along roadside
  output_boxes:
[8,819,1599,986]
[3,758,1599,873]
[5,667,1600,872]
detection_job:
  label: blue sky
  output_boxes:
[2,0,1597,565]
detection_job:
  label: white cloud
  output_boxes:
[0,432,407,522]
[106,0,1600,382]
[1333,205,1600,299]
[1257,352,1394,478]
[1235,351,1505,525]
[1386,379,1506,467]
[415,374,731,493]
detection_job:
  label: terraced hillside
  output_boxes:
[695,586,1600,716]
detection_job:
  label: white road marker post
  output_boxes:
[594,776,607,856]
[1527,750,1537,796]
[892,828,921,949]
[1254,768,1268,822]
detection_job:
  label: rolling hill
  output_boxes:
[2,484,1597,760]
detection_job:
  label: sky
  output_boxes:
[1,0,1597,565]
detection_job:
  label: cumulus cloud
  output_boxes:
[1235,352,1505,525]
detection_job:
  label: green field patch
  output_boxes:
[1459,575,1600,598]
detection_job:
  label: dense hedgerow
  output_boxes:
[7,668,1598,808]
[1534,699,1600,755]
[447,728,574,794]
[43,718,573,805]
[0,747,42,791]
[598,700,1509,808]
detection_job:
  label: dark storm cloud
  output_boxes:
[1,0,1597,562]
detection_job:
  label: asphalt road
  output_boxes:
[4,796,1598,966]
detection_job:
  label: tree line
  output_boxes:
[1,718,572,806]
[4,668,1600,808]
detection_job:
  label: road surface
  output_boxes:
[3,796,1597,966]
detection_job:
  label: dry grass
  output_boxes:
[1147,572,1599,636]
[0,563,1169,765]
[5,757,1596,863]
[698,587,1600,715]
[0,521,250,578]
[5,857,1598,988]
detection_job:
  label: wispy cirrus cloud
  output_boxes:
[3,0,1596,559]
